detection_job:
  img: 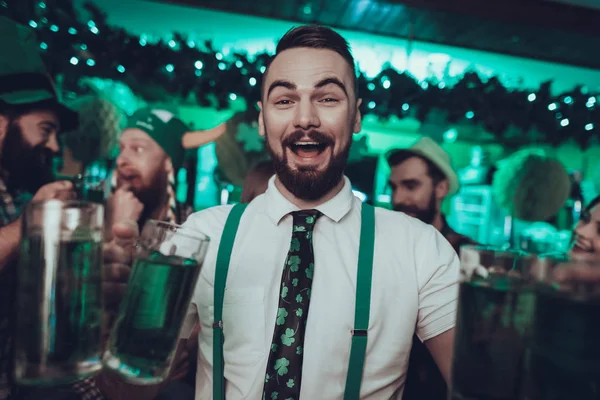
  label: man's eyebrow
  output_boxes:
[400,178,421,185]
[39,121,58,130]
[315,77,347,97]
[267,80,297,98]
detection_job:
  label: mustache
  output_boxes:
[116,167,140,179]
[282,130,334,148]
[34,146,57,166]
[393,204,422,214]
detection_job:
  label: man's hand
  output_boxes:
[32,180,76,202]
[168,322,200,381]
[168,343,192,381]
[552,254,600,288]
[97,221,165,400]
[107,185,144,226]
[0,181,76,272]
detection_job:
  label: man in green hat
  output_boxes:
[0,14,78,194]
[106,108,194,234]
[107,108,197,385]
[0,16,93,400]
[103,108,228,398]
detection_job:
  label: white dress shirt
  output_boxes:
[182,176,459,399]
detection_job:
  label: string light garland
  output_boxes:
[2,0,599,148]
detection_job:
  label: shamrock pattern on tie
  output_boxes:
[263,210,322,400]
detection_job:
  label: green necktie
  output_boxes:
[263,209,322,400]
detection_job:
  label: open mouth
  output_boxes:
[573,241,593,253]
[289,141,329,158]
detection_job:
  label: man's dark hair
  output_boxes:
[387,150,446,184]
[263,25,358,96]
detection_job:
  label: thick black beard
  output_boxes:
[266,129,350,201]
[1,121,56,194]
[393,190,437,224]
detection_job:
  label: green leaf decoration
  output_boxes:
[288,255,300,272]
[306,262,314,279]
[290,237,300,252]
[281,328,296,346]
[274,358,289,376]
[276,308,288,325]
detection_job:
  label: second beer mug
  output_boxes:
[15,200,104,385]
[527,255,600,400]
[103,220,209,384]
[450,245,536,400]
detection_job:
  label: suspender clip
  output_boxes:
[213,320,223,329]
[351,329,368,337]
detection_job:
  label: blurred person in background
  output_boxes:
[387,137,475,400]
[105,108,198,398]
[106,108,229,399]
[387,137,475,254]
[240,160,275,203]
[107,108,194,235]
[0,16,100,400]
[569,195,600,258]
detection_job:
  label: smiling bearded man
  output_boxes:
[100,25,460,400]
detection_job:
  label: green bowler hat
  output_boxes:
[0,16,78,131]
[125,108,191,171]
[124,107,234,171]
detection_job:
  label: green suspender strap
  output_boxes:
[343,203,376,400]
[213,203,248,400]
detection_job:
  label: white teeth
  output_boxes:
[295,142,319,146]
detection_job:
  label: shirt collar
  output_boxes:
[263,175,355,225]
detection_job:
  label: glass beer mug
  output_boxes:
[526,255,600,400]
[450,245,536,400]
[15,200,104,385]
[103,220,209,384]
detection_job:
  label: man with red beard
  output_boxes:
[106,108,194,235]
[101,25,459,400]
[387,137,476,400]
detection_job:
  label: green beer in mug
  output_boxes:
[526,256,600,399]
[450,245,536,400]
[15,200,104,385]
[103,220,209,384]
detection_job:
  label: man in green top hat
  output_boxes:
[0,16,97,400]
[0,16,78,195]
